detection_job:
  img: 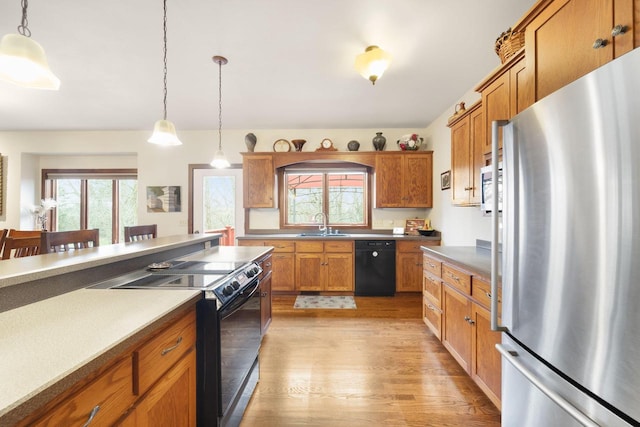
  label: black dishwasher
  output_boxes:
[355,240,396,296]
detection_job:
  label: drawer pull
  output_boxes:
[265,262,272,267]
[448,272,461,282]
[161,336,183,356]
[426,303,441,314]
[82,405,100,427]
[427,262,436,268]
[464,316,475,325]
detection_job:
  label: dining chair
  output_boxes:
[0,229,8,258]
[124,224,157,243]
[8,229,42,238]
[40,229,100,254]
[1,236,41,259]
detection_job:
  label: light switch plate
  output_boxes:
[392,227,405,235]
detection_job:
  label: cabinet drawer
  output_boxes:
[442,264,471,295]
[33,357,134,427]
[423,255,441,277]
[397,240,423,252]
[135,309,196,395]
[472,276,502,314]
[324,240,353,253]
[423,272,442,307]
[423,296,442,340]
[264,240,295,252]
[295,241,324,253]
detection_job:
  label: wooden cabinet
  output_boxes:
[422,252,502,409]
[239,240,295,292]
[257,253,273,336]
[448,101,485,205]
[21,308,197,427]
[524,0,636,102]
[295,240,353,291]
[120,349,197,427]
[375,152,433,207]
[422,253,443,339]
[477,54,529,156]
[396,241,432,292]
[242,153,275,208]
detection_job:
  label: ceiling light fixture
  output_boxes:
[210,55,230,169]
[148,0,182,146]
[0,0,60,90]
[354,45,391,85]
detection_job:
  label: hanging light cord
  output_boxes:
[218,59,223,151]
[161,0,168,120]
[17,0,31,37]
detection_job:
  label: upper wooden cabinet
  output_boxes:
[448,101,484,205]
[242,154,275,208]
[476,54,529,156]
[375,152,433,208]
[524,0,636,101]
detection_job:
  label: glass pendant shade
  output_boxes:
[354,45,391,85]
[0,33,60,90]
[210,149,230,168]
[148,119,183,146]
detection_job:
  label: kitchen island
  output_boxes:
[0,235,272,426]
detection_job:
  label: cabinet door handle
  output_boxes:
[611,24,627,37]
[82,405,100,427]
[464,186,472,191]
[463,316,475,325]
[593,38,607,49]
[261,291,268,297]
[448,272,460,283]
[485,291,492,299]
[161,336,183,356]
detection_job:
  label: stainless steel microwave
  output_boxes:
[480,163,502,214]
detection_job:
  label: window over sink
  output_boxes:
[282,164,370,229]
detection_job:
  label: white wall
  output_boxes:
[0,98,495,246]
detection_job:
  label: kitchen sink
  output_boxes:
[297,232,350,237]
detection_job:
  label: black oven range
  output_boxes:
[93,260,263,426]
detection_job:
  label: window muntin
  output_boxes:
[284,167,368,228]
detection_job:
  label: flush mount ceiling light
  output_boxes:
[210,55,230,169]
[0,0,60,90]
[148,0,182,146]
[354,45,392,85]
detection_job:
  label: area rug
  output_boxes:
[294,295,357,309]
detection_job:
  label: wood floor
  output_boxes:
[240,294,500,427]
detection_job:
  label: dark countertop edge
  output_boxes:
[420,245,494,280]
[238,233,441,241]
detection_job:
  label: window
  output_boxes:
[43,169,137,244]
[283,165,370,228]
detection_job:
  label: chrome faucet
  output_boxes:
[313,212,327,233]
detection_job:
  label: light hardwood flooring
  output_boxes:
[240,294,500,427]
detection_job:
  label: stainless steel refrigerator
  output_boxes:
[491,48,640,426]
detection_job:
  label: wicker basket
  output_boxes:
[495,28,525,63]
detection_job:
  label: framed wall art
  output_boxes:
[440,170,451,190]
[146,186,181,212]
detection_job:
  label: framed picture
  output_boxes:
[441,170,451,190]
[405,218,425,235]
[146,186,181,212]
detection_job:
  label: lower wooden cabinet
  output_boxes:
[470,302,502,410]
[119,349,197,427]
[239,240,295,292]
[18,307,197,427]
[295,240,353,291]
[442,284,473,372]
[258,253,273,336]
[397,240,440,292]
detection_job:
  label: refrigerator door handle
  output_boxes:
[496,344,601,427]
[491,120,509,332]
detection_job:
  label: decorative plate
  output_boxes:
[273,139,291,152]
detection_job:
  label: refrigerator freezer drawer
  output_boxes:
[501,335,631,427]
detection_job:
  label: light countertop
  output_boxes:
[0,288,201,425]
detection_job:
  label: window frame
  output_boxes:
[278,162,372,230]
[42,169,137,243]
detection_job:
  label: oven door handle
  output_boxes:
[219,279,260,320]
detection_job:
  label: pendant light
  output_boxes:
[0,0,60,90]
[210,55,230,169]
[354,45,392,85]
[148,0,182,146]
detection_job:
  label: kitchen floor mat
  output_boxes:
[293,295,356,309]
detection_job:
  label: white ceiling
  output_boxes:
[0,0,535,132]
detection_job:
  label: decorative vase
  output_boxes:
[347,140,360,151]
[291,139,307,151]
[372,132,386,151]
[244,133,257,152]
